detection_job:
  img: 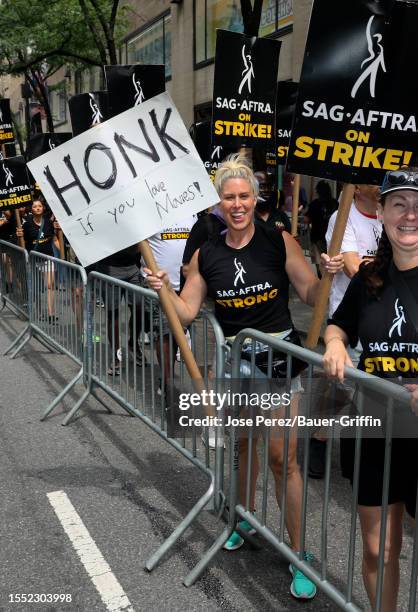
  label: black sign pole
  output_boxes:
[239,0,263,166]
[240,0,263,37]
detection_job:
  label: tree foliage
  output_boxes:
[0,0,127,134]
[0,0,127,75]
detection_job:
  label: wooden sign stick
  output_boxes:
[14,209,25,249]
[305,183,355,349]
[139,240,205,393]
[58,230,65,259]
[291,174,300,237]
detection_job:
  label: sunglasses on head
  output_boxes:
[383,170,418,188]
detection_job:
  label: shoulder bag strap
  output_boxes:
[33,217,45,251]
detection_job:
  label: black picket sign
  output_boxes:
[0,99,15,145]
[26,133,73,161]
[104,65,165,118]
[276,81,298,166]
[3,143,16,158]
[68,91,109,136]
[0,156,32,211]
[287,0,418,184]
[192,120,235,181]
[362,0,395,16]
[212,30,280,150]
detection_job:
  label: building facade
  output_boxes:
[4,0,317,194]
[8,1,313,134]
[120,0,310,129]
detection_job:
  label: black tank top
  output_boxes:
[199,224,293,337]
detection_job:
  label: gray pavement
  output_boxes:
[0,304,416,612]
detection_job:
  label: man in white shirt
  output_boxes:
[326,184,382,317]
[144,215,196,395]
[309,185,382,478]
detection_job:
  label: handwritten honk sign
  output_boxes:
[28,93,219,267]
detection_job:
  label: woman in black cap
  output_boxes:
[323,167,418,611]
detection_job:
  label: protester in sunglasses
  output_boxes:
[146,154,343,601]
[323,167,418,612]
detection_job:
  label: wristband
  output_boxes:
[326,336,345,345]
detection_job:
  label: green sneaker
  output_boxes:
[223,518,256,551]
[81,333,101,344]
[289,551,317,600]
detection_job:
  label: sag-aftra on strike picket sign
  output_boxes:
[105,65,165,118]
[0,157,32,211]
[0,99,15,145]
[287,0,418,184]
[28,93,219,268]
[276,81,298,165]
[212,30,280,149]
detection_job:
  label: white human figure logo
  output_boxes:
[211,146,222,160]
[238,44,255,95]
[89,93,103,125]
[132,73,145,105]
[3,164,13,186]
[49,139,56,150]
[351,16,386,99]
[0,108,3,122]
[373,226,381,247]
[388,298,406,338]
[233,258,246,286]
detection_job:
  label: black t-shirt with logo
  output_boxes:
[23,216,55,255]
[330,265,418,379]
[99,245,138,268]
[199,224,293,337]
[255,208,291,233]
[182,214,226,265]
[306,197,338,243]
[0,215,17,243]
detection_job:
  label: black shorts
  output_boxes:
[340,436,418,518]
[97,264,143,310]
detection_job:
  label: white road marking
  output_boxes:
[47,490,135,612]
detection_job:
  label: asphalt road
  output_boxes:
[0,306,416,612]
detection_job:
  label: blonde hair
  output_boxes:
[213,153,259,198]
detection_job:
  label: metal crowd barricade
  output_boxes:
[0,239,29,322]
[188,329,418,610]
[5,251,90,422]
[68,271,228,582]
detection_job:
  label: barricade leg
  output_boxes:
[33,334,60,354]
[183,525,233,587]
[90,388,114,415]
[61,383,93,426]
[145,474,215,574]
[40,367,84,421]
[3,324,30,356]
[183,420,241,587]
